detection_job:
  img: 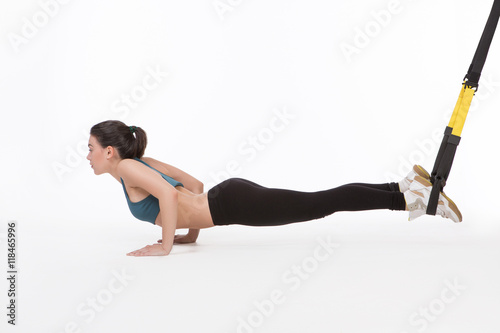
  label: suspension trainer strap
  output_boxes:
[465,0,500,87]
[427,0,500,216]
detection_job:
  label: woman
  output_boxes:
[87,120,462,257]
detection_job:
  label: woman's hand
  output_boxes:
[158,233,197,244]
[127,244,169,257]
[158,228,199,244]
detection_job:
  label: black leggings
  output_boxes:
[207,178,407,226]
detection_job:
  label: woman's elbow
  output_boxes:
[161,188,178,202]
[188,181,204,194]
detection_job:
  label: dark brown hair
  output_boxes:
[90,120,147,159]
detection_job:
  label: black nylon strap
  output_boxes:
[426,133,460,215]
[466,0,500,86]
[426,1,499,216]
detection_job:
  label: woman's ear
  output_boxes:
[106,146,117,159]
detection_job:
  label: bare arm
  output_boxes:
[142,157,203,193]
[158,191,178,254]
[118,159,178,256]
[144,157,203,243]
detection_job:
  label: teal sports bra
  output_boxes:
[120,157,184,224]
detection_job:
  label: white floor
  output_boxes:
[2,210,499,333]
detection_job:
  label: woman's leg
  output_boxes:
[207,178,406,227]
[346,182,401,192]
[232,177,401,192]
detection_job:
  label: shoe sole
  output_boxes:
[413,175,432,188]
[440,193,463,222]
[413,176,462,222]
[414,165,431,180]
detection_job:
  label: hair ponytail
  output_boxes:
[90,120,148,159]
[131,126,147,159]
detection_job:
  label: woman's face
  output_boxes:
[87,135,108,175]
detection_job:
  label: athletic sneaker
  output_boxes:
[399,165,431,192]
[403,175,462,223]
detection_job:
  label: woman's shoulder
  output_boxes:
[116,158,139,178]
[118,157,153,167]
[118,157,170,178]
[117,157,178,195]
[140,156,156,165]
[140,157,171,174]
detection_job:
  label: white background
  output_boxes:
[1,0,499,332]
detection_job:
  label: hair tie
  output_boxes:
[129,126,137,134]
